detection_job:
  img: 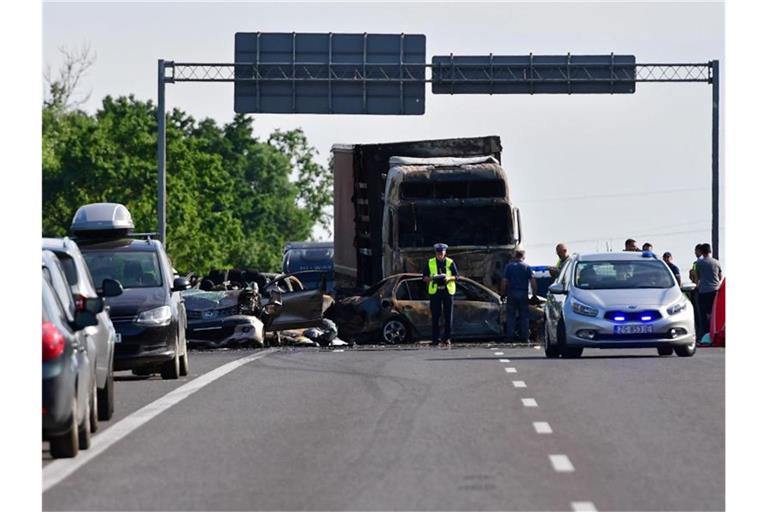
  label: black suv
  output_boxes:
[71,203,191,379]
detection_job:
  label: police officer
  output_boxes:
[423,243,459,347]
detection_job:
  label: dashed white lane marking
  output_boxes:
[571,501,598,511]
[43,349,277,492]
[549,454,575,472]
[494,351,504,355]
[498,358,510,363]
[504,367,517,373]
[522,398,538,407]
[533,421,553,434]
[512,380,527,388]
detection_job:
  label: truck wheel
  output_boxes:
[382,318,410,344]
[49,399,79,458]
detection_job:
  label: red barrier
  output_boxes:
[709,278,725,347]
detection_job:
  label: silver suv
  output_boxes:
[43,237,123,421]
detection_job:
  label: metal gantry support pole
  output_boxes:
[157,59,167,245]
[711,60,720,259]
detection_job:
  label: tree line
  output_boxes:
[43,90,333,275]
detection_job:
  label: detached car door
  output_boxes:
[267,287,325,331]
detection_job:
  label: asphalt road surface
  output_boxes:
[43,345,725,511]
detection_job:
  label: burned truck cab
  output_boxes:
[382,156,522,290]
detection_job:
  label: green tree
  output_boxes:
[43,94,332,274]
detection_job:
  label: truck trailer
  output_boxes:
[332,136,522,291]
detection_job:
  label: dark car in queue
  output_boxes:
[282,241,334,291]
[43,250,100,458]
[333,273,534,344]
[72,203,191,379]
[43,237,122,422]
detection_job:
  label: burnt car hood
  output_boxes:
[106,287,168,318]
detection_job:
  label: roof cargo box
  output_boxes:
[70,203,135,238]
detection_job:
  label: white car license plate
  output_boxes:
[614,324,653,335]
[115,333,122,343]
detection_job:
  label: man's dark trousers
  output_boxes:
[430,289,454,343]
[698,291,717,339]
[506,289,529,341]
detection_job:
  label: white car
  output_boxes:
[543,251,696,358]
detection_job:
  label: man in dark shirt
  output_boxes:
[422,243,459,346]
[500,249,538,342]
[662,252,682,286]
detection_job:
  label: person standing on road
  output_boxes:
[423,243,458,347]
[624,238,640,251]
[692,243,722,340]
[500,249,539,342]
[663,252,682,286]
[548,243,569,278]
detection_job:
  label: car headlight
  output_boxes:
[134,306,172,326]
[667,300,688,315]
[572,300,598,317]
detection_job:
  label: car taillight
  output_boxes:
[42,321,65,361]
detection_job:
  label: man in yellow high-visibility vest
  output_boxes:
[422,243,459,346]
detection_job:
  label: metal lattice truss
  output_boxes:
[168,61,712,84]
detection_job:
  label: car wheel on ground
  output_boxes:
[382,317,410,344]
[97,366,114,421]
[78,394,92,450]
[657,346,674,356]
[674,341,697,357]
[161,345,181,380]
[179,329,189,377]
[89,380,99,433]
[544,324,559,358]
[49,399,79,459]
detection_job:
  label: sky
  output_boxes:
[42,1,725,273]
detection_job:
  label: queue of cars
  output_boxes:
[43,203,193,458]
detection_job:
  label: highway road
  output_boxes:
[43,345,725,511]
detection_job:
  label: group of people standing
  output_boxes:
[422,237,723,346]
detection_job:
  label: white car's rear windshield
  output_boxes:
[574,260,675,290]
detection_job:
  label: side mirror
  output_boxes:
[680,282,696,292]
[101,278,124,298]
[381,299,392,310]
[83,297,105,314]
[172,277,191,292]
[73,310,98,330]
[548,283,567,295]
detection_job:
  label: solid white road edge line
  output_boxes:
[533,421,553,434]
[571,501,598,511]
[549,454,575,472]
[42,348,277,493]
[522,398,538,407]
[504,367,517,373]
[512,380,527,388]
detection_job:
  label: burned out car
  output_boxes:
[182,287,267,348]
[333,273,544,344]
[182,271,334,348]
